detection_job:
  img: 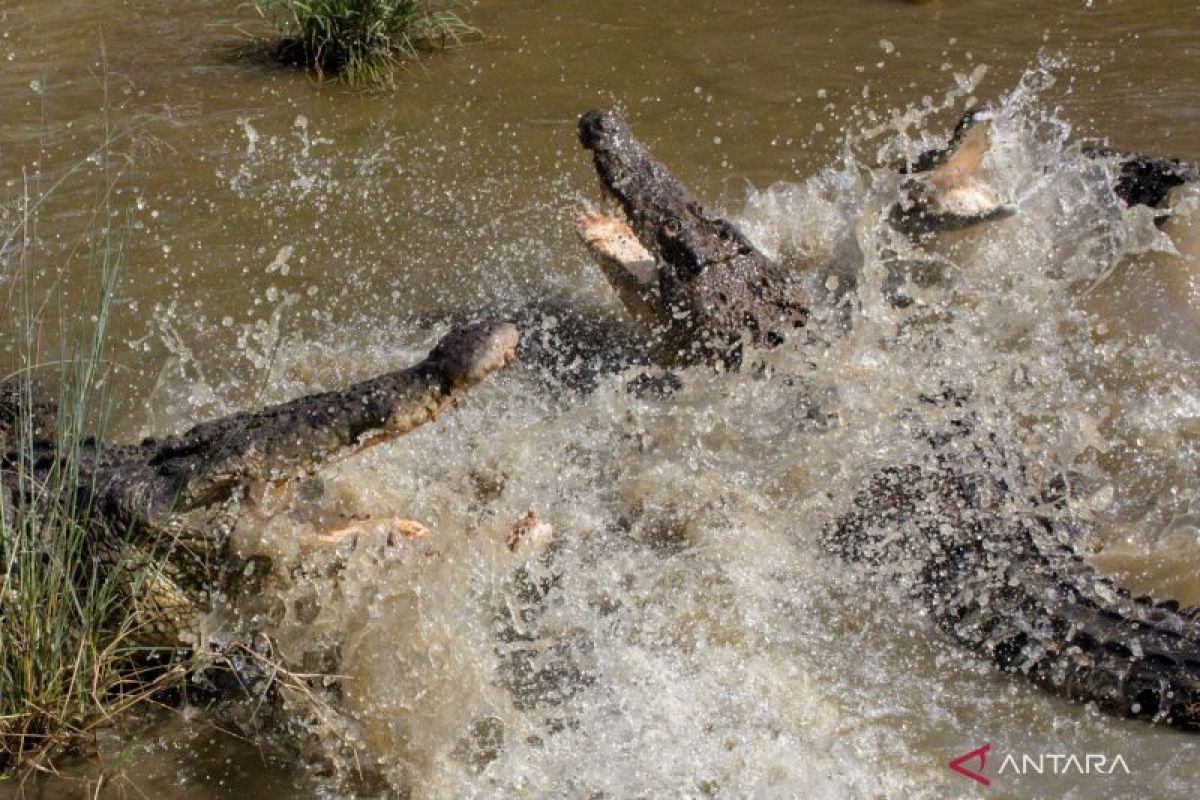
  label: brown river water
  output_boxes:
[2,0,1200,797]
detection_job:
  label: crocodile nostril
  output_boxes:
[664,219,681,236]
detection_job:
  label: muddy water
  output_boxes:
[3,0,1200,797]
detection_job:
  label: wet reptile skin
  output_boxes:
[576,108,1200,731]
[1,320,518,648]
[579,109,811,367]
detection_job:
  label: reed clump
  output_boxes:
[256,0,482,87]
[1,161,184,777]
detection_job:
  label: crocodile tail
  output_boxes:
[825,460,1200,731]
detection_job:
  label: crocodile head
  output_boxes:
[891,106,1016,236]
[578,109,810,365]
[427,318,521,387]
[578,108,756,281]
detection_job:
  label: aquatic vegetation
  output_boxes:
[256,0,482,86]
[0,177,184,775]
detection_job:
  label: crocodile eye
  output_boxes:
[664,218,681,236]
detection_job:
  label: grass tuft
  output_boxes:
[0,123,185,778]
[256,0,482,87]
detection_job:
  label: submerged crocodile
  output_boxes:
[575,108,1200,731]
[1,320,518,661]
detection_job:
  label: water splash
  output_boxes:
[142,62,1200,797]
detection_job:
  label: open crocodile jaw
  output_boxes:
[576,108,1200,733]
[578,109,810,365]
[575,210,667,333]
[892,111,1017,237]
[577,110,761,278]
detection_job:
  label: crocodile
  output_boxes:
[1082,143,1200,214]
[915,106,1200,221]
[827,422,1200,731]
[890,105,1017,236]
[575,108,1200,731]
[577,109,811,368]
[1,320,519,660]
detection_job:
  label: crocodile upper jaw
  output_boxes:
[578,109,810,364]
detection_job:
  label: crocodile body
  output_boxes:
[1,320,519,649]
[827,427,1200,730]
[1082,144,1200,211]
[575,108,1200,731]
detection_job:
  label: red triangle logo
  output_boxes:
[948,743,992,787]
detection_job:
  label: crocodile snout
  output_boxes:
[578,109,629,151]
[429,320,520,386]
